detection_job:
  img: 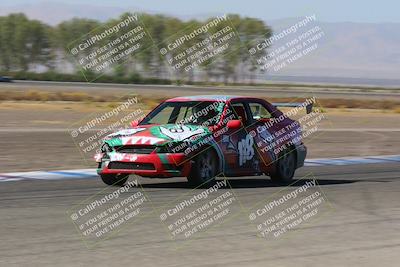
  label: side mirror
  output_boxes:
[227,119,242,129]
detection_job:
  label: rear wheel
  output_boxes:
[100,173,129,186]
[187,150,218,187]
[270,149,296,184]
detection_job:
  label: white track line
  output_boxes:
[0,155,399,182]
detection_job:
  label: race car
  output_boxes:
[95,95,311,186]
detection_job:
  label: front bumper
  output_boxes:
[96,152,192,178]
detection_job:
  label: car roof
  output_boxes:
[165,95,254,102]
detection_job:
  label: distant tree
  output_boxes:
[0,12,273,85]
[0,13,54,71]
[237,16,272,83]
[53,18,100,73]
[26,20,53,71]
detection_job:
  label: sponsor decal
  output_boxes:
[238,134,255,166]
[159,125,205,141]
[222,135,236,151]
[109,152,138,162]
[107,128,146,138]
[120,136,165,145]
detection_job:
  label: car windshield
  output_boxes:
[140,101,225,126]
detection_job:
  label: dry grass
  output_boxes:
[0,90,94,102]
[0,90,399,111]
[393,106,400,113]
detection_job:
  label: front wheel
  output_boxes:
[187,150,217,187]
[100,173,129,186]
[270,149,296,184]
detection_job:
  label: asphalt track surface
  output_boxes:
[1,81,399,266]
[1,163,399,267]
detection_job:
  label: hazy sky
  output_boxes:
[3,0,399,23]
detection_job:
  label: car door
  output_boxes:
[220,101,259,176]
[245,100,282,174]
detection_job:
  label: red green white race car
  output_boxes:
[95,95,310,186]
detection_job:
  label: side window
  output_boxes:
[248,102,272,120]
[230,102,249,125]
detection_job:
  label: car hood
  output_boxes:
[103,124,211,147]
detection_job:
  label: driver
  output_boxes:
[191,103,219,125]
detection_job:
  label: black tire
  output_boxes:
[187,149,218,187]
[100,173,129,186]
[270,148,296,184]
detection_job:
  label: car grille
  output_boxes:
[115,145,155,154]
[108,162,155,170]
